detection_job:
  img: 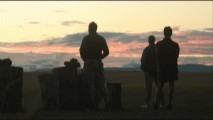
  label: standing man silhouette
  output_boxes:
[155,26,180,110]
[80,22,109,110]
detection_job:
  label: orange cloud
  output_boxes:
[0,45,80,54]
[108,41,146,58]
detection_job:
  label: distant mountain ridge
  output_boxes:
[105,64,213,73]
[178,64,213,73]
[28,64,212,73]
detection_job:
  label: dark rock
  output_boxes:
[107,83,122,109]
[0,66,23,112]
[52,67,83,110]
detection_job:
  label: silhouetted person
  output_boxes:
[154,26,180,110]
[141,35,159,108]
[80,21,109,110]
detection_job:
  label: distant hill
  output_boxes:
[105,67,141,72]
[30,64,212,73]
[178,64,213,73]
[105,64,213,73]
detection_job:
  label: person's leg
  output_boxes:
[153,73,159,88]
[95,61,108,109]
[157,75,165,106]
[99,75,108,108]
[168,79,174,108]
[83,61,96,108]
[155,81,164,109]
[144,72,153,106]
[153,73,159,105]
[94,78,101,109]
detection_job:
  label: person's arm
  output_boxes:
[176,43,180,59]
[140,50,145,70]
[141,48,147,71]
[80,37,87,61]
[101,38,109,59]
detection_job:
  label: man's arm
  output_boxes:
[141,48,148,71]
[177,43,180,58]
[101,39,109,59]
[175,42,180,59]
[140,50,145,70]
[80,38,87,61]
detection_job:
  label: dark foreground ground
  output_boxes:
[0,71,213,119]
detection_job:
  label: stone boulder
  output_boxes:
[0,66,23,112]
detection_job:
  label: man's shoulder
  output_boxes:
[144,45,149,50]
[172,40,179,46]
[157,39,178,45]
[96,34,105,40]
[156,40,164,46]
[84,34,105,39]
[144,45,154,50]
[168,39,179,48]
[83,35,90,40]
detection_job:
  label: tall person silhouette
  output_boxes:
[80,22,109,110]
[155,26,180,110]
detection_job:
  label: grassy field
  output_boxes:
[0,71,213,119]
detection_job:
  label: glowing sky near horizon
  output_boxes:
[0,1,212,68]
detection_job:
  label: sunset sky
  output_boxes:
[0,1,212,71]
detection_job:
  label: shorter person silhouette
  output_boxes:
[141,35,159,108]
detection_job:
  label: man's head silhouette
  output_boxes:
[164,26,172,37]
[89,21,97,35]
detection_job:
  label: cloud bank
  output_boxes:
[0,28,212,71]
[61,20,86,26]
[28,21,40,24]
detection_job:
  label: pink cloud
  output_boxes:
[0,45,80,55]
[108,41,146,58]
[0,29,212,67]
